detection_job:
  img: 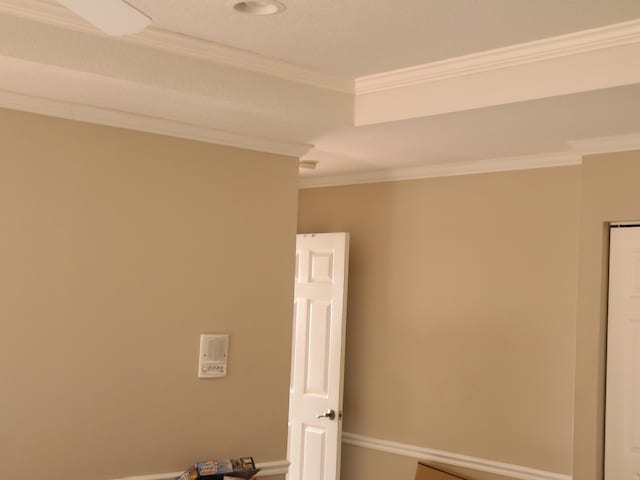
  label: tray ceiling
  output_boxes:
[1,1,639,183]
[125,0,640,76]
[303,83,640,177]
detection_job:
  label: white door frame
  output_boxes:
[605,223,640,479]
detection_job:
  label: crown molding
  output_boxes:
[0,0,354,94]
[355,19,640,94]
[568,133,640,156]
[342,432,570,480]
[110,460,289,480]
[299,152,581,188]
[2,1,639,100]
[0,89,312,157]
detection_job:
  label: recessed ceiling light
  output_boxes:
[232,0,286,16]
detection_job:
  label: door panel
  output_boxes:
[302,425,327,480]
[305,300,332,396]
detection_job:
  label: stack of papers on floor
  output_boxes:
[176,457,260,480]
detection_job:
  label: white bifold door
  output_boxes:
[287,233,350,480]
[606,226,640,479]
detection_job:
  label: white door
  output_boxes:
[606,226,640,479]
[287,233,350,480]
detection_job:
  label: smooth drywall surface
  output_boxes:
[0,108,299,480]
[341,444,417,479]
[341,444,516,480]
[298,167,581,475]
[573,150,640,480]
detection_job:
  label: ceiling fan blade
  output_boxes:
[56,0,151,36]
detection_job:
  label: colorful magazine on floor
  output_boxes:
[176,457,259,480]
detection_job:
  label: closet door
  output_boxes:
[606,226,640,479]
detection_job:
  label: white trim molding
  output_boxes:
[0,89,311,158]
[355,19,640,94]
[354,20,640,125]
[111,460,290,480]
[0,0,353,94]
[568,133,640,156]
[0,0,638,169]
[342,433,571,480]
[299,152,582,189]
[4,0,640,100]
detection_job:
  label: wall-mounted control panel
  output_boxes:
[198,334,228,378]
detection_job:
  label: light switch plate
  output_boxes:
[198,334,228,378]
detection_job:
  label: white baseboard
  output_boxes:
[342,432,571,480]
[111,460,289,480]
[253,461,290,476]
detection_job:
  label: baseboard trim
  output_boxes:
[111,460,290,480]
[253,460,290,476]
[342,432,571,480]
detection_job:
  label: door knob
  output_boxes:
[316,409,336,420]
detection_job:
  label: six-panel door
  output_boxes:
[287,233,349,480]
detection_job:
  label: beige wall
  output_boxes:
[341,444,516,480]
[0,108,298,480]
[573,151,640,480]
[298,167,581,476]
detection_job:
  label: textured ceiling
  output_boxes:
[126,0,640,76]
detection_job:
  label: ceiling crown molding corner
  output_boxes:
[298,151,582,188]
[354,18,640,95]
[0,0,354,94]
[568,133,640,156]
[0,88,312,158]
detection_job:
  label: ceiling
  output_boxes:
[126,0,640,77]
[1,0,640,184]
[304,83,640,176]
